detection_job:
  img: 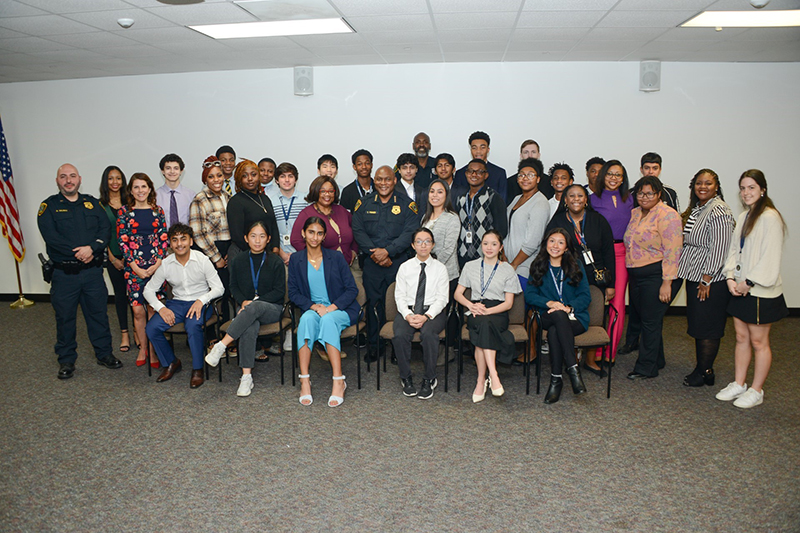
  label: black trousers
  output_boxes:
[50,266,113,365]
[363,257,402,350]
[106,261,129,331]
[628,262,681,377]
[540,310,585,375]
[216,264,231,324]
[392,311,446,381]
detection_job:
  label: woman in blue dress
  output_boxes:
[288,217,359,407]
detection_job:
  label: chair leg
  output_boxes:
[606,344,612,399]
[280,331,285,386]
[444,337,449,394]
[525,339,530,395]
[456,334,461,393]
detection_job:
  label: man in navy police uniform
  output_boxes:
[38,163,123,379]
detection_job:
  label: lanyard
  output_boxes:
[356,180,372,198]
[549,265,564,302]
[249,252,266,297]
[479,260,499,299]
[279,196,295,227]
[739,212,749,252]
[465,188,481,223]
[567,212,586,248]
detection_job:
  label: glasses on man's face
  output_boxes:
[606,172,622,179]
[636,191,657,199]
[466,169,486,176]
[203,161,222,168]
[414,239,433,246]
[519,172,538,181]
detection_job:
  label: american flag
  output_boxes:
[0,117,24,262]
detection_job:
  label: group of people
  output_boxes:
[38,130,788,409]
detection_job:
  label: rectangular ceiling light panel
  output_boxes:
[682,10,800,28]
[190,18,353,39]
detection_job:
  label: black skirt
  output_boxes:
[685,280,730,339]
[727,293,788,325]
[466,299,516,364]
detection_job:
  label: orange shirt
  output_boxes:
[623,202,682,279]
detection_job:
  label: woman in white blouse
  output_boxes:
[717,169,787,409]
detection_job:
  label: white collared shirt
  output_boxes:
[400,179,416,201]
[144,250,224,312]
[394,255,450,320]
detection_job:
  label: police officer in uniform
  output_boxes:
[352,165,420,362]
[38,163,123,379]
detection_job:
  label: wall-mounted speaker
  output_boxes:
[639,61,661,92]
[294,66,313,96]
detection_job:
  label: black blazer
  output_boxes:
[546,209,616,287]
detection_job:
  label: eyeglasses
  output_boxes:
[414,240,433,246]
[466,169,486,176]
[519,172,538,181]
[319,188,335,195]
[606,172,622,178]
[203,161,221,168]
[636,191,657,199]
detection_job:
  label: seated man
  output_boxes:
[145,223,224,388]
[392,228,449,400]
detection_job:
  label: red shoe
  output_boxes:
[136,359,146,367]
[150,359,160,369]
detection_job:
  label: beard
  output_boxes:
[415,148,428,158]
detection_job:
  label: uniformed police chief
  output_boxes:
[352,165,420,362]
[38,163,123,379]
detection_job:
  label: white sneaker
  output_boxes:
[733,387,763,409]
[237,374,254,397]
[716,381,747,401]
[283,332,293,352]
[205,342,226,367]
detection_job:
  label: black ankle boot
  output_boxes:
[566,365,587,395]
[544,376,563,404]
[703,368,715,386]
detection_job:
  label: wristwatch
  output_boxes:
[745,279,755,287]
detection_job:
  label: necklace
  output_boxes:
[244,190,267,213]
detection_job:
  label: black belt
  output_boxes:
[54,257,103,274]
[614,239,624,244]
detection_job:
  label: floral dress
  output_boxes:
[117,206,169,306]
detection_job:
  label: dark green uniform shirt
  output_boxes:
[37,193,110,263]
[351,191,419,259]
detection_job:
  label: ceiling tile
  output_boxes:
[707,0,800,9]
[322,54,385,65]
[19,0,133,14]
[732,27,800,41]
[585,27,668,40]
[0,27,28,39]
[0,36,74,53]
[437,28,512,42]
[517,11,607,27]
[614,0,711,10]
[434,12,519,30]
[382,52,443,63]
[64,9,175,31]
[145,3,258,25]
[0,15,99,36]
[442,51,505,61]
[288,32,363,47]
[570,39,642,52]
[430,0,523,13]
[111,27,210,44]
[636,40,709,52]
[222,36,305,49]
[441,41,508,53]
[99,44,172,58]
[329,0,430,16]
[521,0,617,10]
[372,42,441,54]
[305,43,376,56]
[655,27,747,40]
[597,11,701,28]
[0,1,48,17]
[358,30,437,44]
[506,40,577,51]
[512,27,590,40]
[43,31,140,48]
[561,50,629,60]
[503,50,567,60]
[345,15,433,32]
[33,48,111,63]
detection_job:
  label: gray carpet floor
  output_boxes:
[1,303,798,532]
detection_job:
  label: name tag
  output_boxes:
[582,250,594,264]
[282,234,290,245]
[465,231,473,244]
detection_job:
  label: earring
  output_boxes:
[761,192,765,197]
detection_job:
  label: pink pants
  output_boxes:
[605,242,628,361]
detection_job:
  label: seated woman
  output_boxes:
[454,230,522,403]
[117,172,168,368]
[288,217,359,407]
[525,228,591,404]
[205,221,286,397]
[547,183,616,375]
[291,176,358,266]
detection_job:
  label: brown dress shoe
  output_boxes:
[190,369,204,389]
[156,359,182,382]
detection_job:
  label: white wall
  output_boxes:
[1,61,798,304]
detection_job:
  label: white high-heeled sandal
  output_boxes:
[328,375,347,407]
[298,374,313,406]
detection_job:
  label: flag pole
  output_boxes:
[9,259,33,309]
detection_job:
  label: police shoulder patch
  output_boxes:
[354,199,362,212]
[38,202,47,216]
[409,201,418,214]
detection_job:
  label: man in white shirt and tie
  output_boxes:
[392,228,450,400]
[145,223,224,389]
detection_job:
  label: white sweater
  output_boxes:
[724,208,784,298]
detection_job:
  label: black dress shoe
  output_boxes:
[582,362,607,378]
[390,352,398,365]
[627,371,652,380]
[566,365,587,395]
[618,342,639,355]
[364,350,378,364]
[97,355,123,369]
[355,332,368,349]
[544,376,563,404]
[58,363,75,380]
[683,368,715,387]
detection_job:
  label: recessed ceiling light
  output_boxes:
[681,10,800,28]
[189,18,353,39]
